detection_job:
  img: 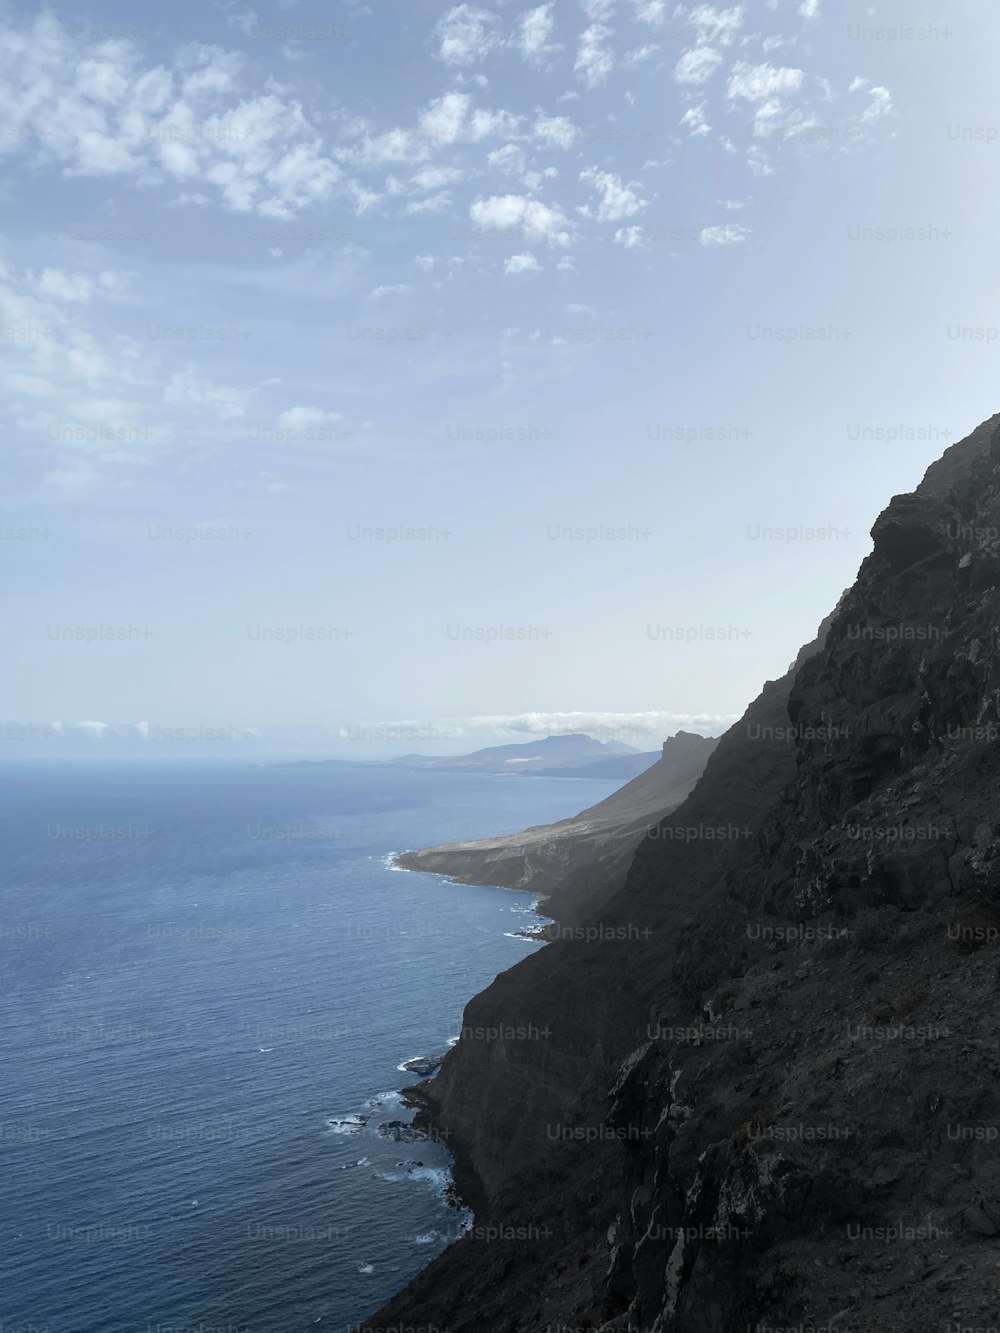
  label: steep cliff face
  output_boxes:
[395,730,718,926]
[359,415,1000,1333]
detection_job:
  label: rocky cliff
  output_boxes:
[395,729,718,925]
[358,413,1000,1333]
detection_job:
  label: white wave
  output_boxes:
[397,1055,440,1073]
[324,1115,367,1136]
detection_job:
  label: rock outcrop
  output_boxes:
[357,414,1000,1333]
[395,730,718,925]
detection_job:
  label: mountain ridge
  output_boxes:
[394,729,718,925]
[358,413,1000,1333]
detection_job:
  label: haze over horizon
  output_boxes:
[3,0,995,757]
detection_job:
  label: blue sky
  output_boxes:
[0,0,994,758]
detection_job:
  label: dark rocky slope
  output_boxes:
[358,413,1000,1333]
[395,730,718,925]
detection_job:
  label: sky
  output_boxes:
[0,0,996,759]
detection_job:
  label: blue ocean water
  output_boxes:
[0,760,618,1333]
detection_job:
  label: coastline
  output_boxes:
[400,1077,488,1218]
[389,852,552,1216]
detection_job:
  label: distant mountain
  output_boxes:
[527,751,661,781]
[393,730,718,923]
[387,732,641,775]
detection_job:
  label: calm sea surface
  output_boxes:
[0,760,618,1333]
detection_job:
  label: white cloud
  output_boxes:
[624,43,659,65]
[688,4,744,45]
[411,165,464,190]
[575,23,615,88]
[96,270,134,294]
[633,0,666,21]
[673,46,723,85]
[700,223,749,244]
[414,255,438,272]
[354,127,430,166]
[369,283,413,299]
[164,367,252,419]
[727,62,804,101]
[0,14,348,217]
[37,269,96,303]
[466,710,735,741]
[518,4,559,59]
[504,253,542,274]
[860,85,893,124]
[403,192,452,214]
[798,0,819,16]
[420,92,474,145]
[534,113,579,148]
[277,406,343,427]
[468,106,522,140]
[434,4,503,65]
[681,103,711,136]
[469,193,573,245]
[229,10,260,36]
[418,92,522,147]
[579,168,647,222]
[614,225,645,247]
[487,143,527,175]
[77,720,109,738]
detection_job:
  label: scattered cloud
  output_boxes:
[860,85,893,124]
[403,192,452,214]
[504,253,542,274]
[579,168,647,222]
[614,225,645,247]
[164,367,253,419]
[681,103,711,136]
[727,62,805,102]
[624,43,659,65]
[674,46,723,85]
[369,283,414,299]
[518,4,560,60]
[487,143,528,175]
[633,0,667,22]
[688,4,744,45]
[700,223,749,244]
[575,22,615,88]
[470,193,573,245]
[277,406,343,427]
[533,112,579,148]
[434,5,503,65]
[465,710,737,740]
[0,14,347,219]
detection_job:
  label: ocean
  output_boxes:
[0,760,618,1333]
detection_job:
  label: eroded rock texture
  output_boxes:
[358,414,1000,1333]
